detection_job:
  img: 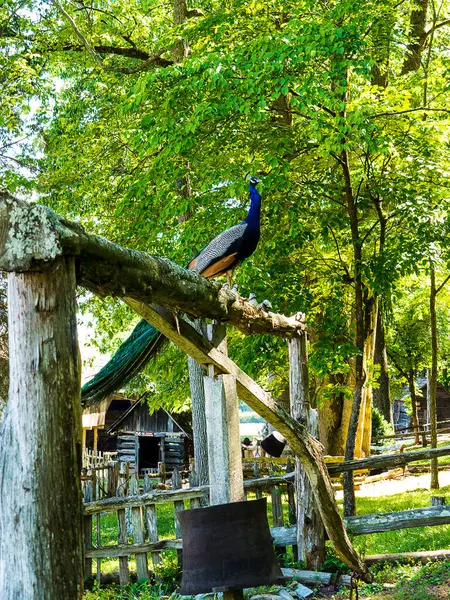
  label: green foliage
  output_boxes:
[371,406,394,440]
[2,0,450,416]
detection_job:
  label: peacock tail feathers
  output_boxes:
[81,319,166,406]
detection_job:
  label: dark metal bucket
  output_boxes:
[177,498,282,594]
[261,431,287,457]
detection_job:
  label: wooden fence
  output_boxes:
[83,461,298,585]
[83,446,450,586]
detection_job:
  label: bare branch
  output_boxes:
[51,0,173,73]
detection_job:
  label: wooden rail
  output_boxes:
[326,445,450,474]
[345,505,450,535]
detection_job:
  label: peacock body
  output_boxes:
[81,178,262,405]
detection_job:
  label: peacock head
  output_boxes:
[249,176,261,187]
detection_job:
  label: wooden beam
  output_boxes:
[326,445,450,473]
[0,258,84,599]
[289,336,324,569]
[364,549,450,565]
[0,191,304,338]
[122,300,370,580]
[345,505,450,535]
[204,323,244,505]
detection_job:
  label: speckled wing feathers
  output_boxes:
[189,222,248,276]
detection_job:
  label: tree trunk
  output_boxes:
[289,336,325,569]
[408,371,421,446]
[0,258,84,599]
[373,308,392,424]
[401,0,429,75]
[172,0,189,62]
[188,319,209,485]
[429,266,439,489]
[341,145,367,517]
[317,374,348,456]
[357,298,378,459]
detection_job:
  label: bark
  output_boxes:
[401,0,429,75]
[408,371,421,445]
[0,191,304,338]
[188,352,210,485]
[0,258,83,599]
[172,0,189,62]
[289,337,325,570]
[429,266,439,489]
[317,374,347,456]
[327,445,450,473]
[357,297,378,459]
[373,309,392,424]
[342,146,367,517]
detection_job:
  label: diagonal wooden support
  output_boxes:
[123,298,370,580]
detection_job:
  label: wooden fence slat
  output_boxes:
[129,473,149,581]
[286,458,298,561]
[345,505,450,535]
[84,476,93,580]
[189,470,202,509]
[84,486,206,514]
[172,467,184,566]
[146,504,162,567]
[253,462,263,500]
[117,462,130,586]
[85,526,297,559]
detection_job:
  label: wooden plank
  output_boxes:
[0,258,84,600]
[289,336,324,569]
[123,301,369,579]
[87,540,183,558]
[364,549,450,565]
[172,467,184,566]
[285,459,298,561]
[131,502,149,580]
[86,526,297,559]
[327,445,450,473]
[84,478,93,580]
[84,486,206,515]
[146,504,161,567]
[253,463,263,500]
[345,505,450,535]
[204,372,244,504]
[117,462,129,585]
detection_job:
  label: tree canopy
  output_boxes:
[1,0,450,415]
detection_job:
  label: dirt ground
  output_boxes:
[335,470,450,500]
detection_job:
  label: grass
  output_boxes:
[349,483,450,556]
[85,478,450,599]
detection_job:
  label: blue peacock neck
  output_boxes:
[244,185,261,228]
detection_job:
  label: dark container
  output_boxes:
[261,431,287,457]
[177,498,282,594]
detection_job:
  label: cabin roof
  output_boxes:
[106,398,190,437]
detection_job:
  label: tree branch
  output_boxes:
[435,273,450,296]
[0,191,305,338]
[51,0,173,72]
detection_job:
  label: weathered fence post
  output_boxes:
[203,322,244,600]
[0,256,83,599]
[117,461,130,585]
[289,335,325,569]
[204,323,244,505]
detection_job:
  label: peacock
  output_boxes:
[81,177,262,405]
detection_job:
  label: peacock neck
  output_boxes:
[244,186,261,227]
